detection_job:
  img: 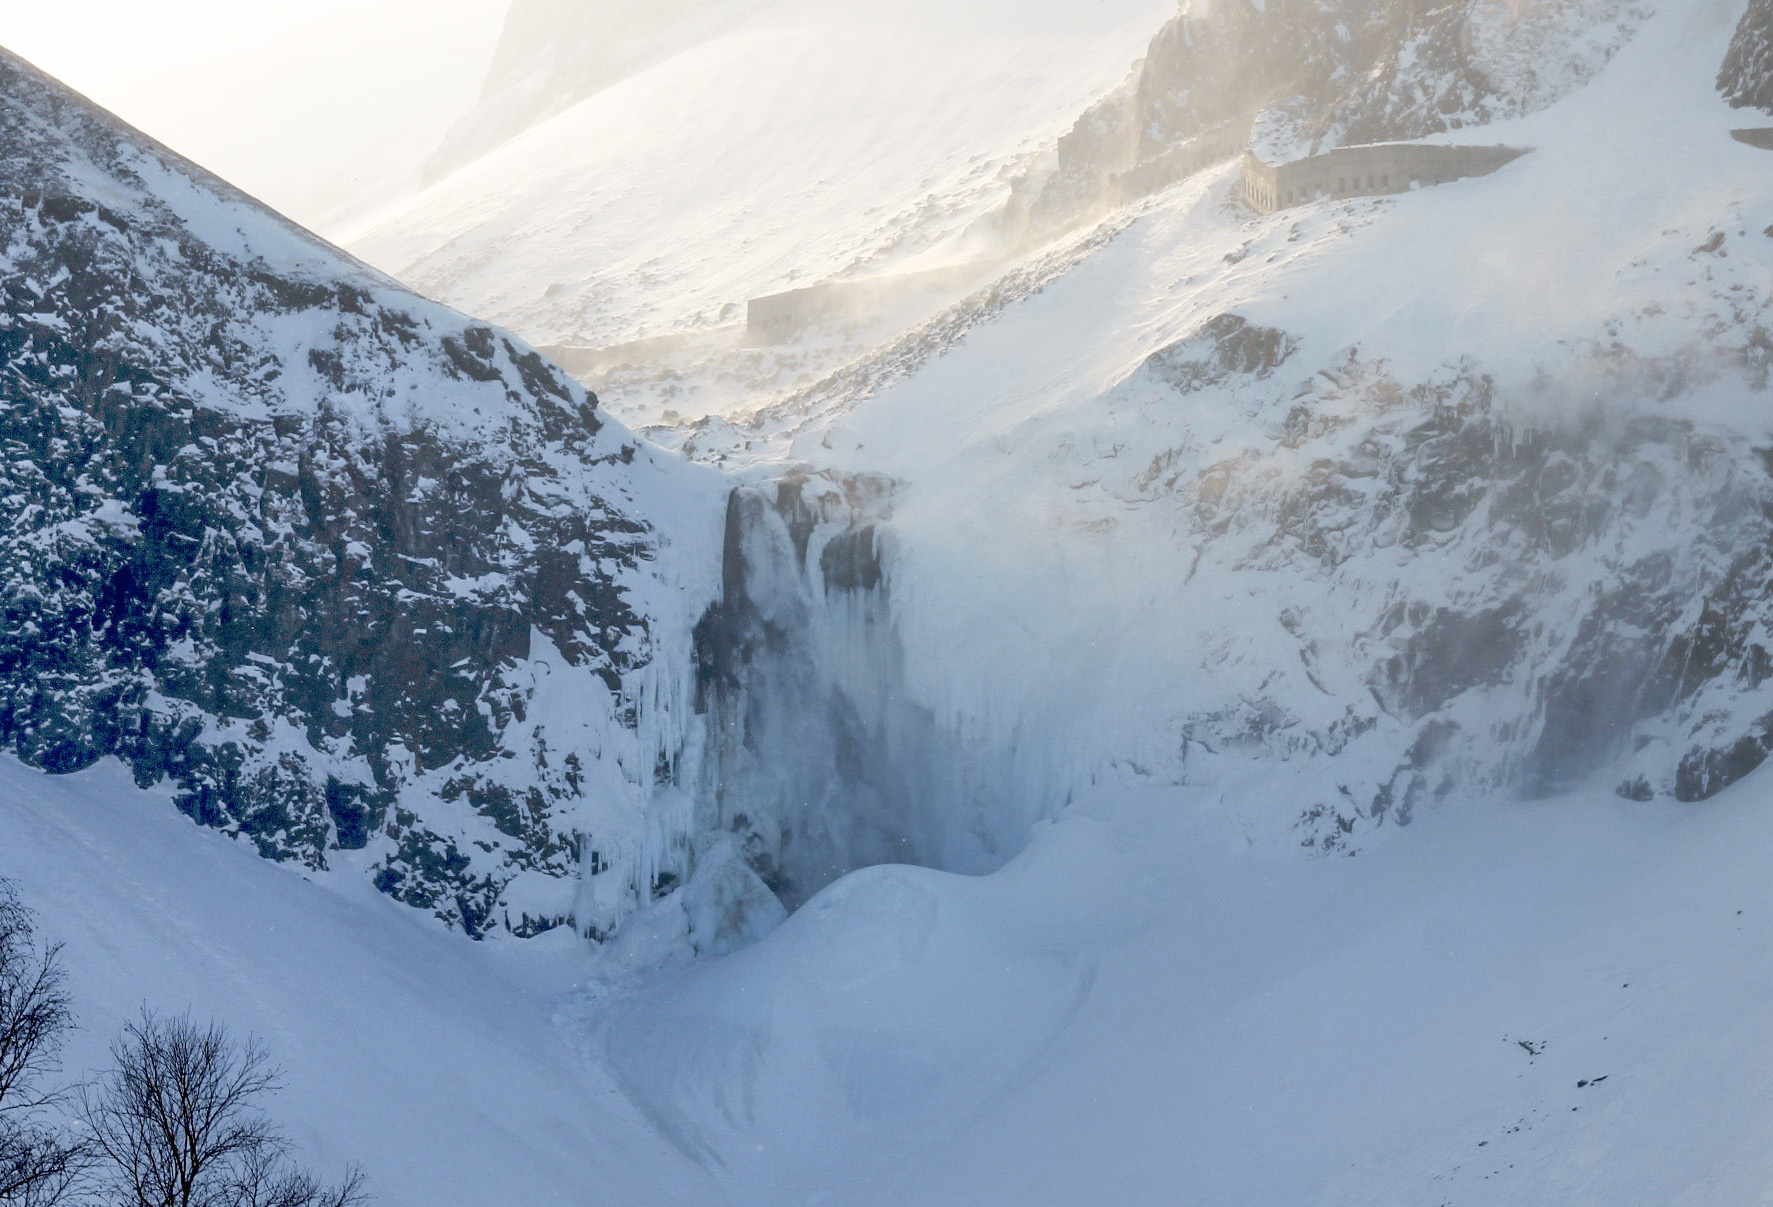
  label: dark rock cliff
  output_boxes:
[1721,0,1773,113]
[0,47,722,936]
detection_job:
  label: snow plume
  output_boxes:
[689,472,1039,910]
[806,325,1773,861]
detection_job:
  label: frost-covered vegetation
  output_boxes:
[0,880,364,1207]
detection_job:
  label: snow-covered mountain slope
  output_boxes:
[595,771,1773,1206]
[421,0,753,186]
[666,0,1773,868]
[346,0,1177,420]
[0,756,718,1207]
[0,46,728,938]
[344,0,1665,435]
[16,741,1773,1207]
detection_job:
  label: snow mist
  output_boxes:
[691,473,1030,911]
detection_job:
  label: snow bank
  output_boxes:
[0,756,718,1207]
[589,752,1773,1204]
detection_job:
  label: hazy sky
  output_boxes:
[0,0,511,236]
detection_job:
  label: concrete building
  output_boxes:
[1242,141,1529,213]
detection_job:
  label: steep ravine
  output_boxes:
[10,2,1773,955]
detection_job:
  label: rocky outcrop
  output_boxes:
[1009,0,1646,235]
[1112,313,1773,847]
[0,48,724,936]
[1721,0,1773,113]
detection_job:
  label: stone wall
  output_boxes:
[1243,143,1529,213]
[746,263,997,344]
[1109,113,1255,206]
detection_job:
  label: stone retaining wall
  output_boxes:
[1243,142,1529,213]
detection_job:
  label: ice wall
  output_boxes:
[690,473,1041,909]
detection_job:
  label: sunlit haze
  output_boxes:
[0,0,508,236]
[4,1,1773,1202]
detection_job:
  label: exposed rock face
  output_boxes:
[0,48,723,936]
[1104,313,1773,847]
[1721,0,1773,113]
[1010,0,1646,234]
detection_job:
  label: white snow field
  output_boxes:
[0,756,720,1207]
[11,748,1773,1206]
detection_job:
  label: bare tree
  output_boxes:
[0,881,85,1207]
[0,1137,84,1207]
[81,1013,365,1207]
